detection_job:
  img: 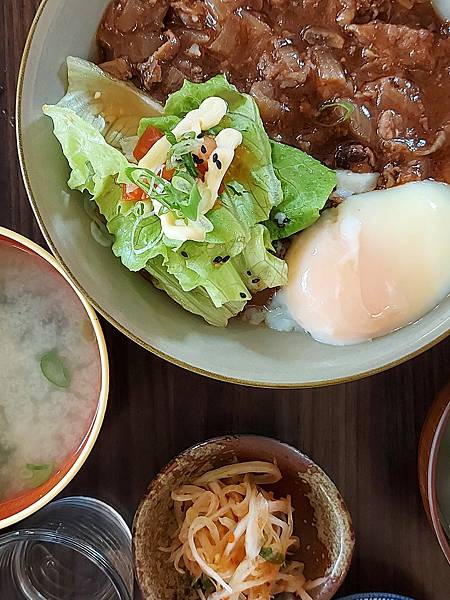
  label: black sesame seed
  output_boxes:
[213,256,223,264]
[222,255,230,263]
[193,154,204,165]
[181,251,188,258]
[247,270,252,276]
[197,132,205,139]
[240,292,247,299]
[201,144,207,154]
[212,153,218,163]
[276,216,291,228]
[216,159,222,170]
[252,278,261,284]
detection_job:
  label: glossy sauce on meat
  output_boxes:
[97,1,450,186]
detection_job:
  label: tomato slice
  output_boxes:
[197,162,208,180]
[195,135,215,180]
[121,183,146,201]
[162,166,175,181]
[133,126,163,162]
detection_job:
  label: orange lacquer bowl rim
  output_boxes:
[418,382,450,564]
[0,226,109,529]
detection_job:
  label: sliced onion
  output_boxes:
[166,463,324,600]
[334,170,379,197]
[120,135,139,163]
[188,518,232,593]
[414,129,447,156]
[194,461,282,486]
[245,493,267,560]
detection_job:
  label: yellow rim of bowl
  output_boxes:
[0,226,109,529]
[15,0,450,389]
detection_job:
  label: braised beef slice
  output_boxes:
[171,0,208,29]
[347,22,436,70]
[99,57,133,80]
[97,0,450,184]
[258,43,312,90]
[97,0,171,63]
[137,30,181,91]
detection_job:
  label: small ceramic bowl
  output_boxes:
[133,435,354,600]
[0,227,109,529]
[16,0,450,387]
[418,382,450,564]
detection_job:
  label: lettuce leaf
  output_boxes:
[232,224,288,290]
[266,141,336,240]
[107,206,165,272]
[138,115,180,137]
[139,79,336,242]
[165,242,250,306]
[43,105,127,198]
[102,179,287,308]
[45,74,325,327]
[44,105,272,320]
[146,257,246,327]
[57,57,163,147]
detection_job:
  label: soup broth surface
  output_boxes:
[0,239,101,502]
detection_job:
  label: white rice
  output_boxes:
[242,290,303,333]
[264,290,303,332]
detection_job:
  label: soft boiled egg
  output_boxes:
[283,180,450,345]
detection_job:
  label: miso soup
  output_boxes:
[0,237,101,502]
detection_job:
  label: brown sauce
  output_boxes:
[97,0,450,186]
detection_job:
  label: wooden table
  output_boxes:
[1,2,450,598]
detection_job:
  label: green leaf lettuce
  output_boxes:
[266,141,336,240]
[44,68,336,327]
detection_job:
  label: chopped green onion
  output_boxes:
[125,167,202,222]
[21,463,54,488]
[259,546,285,564]
[180,152,199,178]
[166,131,177,146]
[198,575,215,594]
[172,172,195,195]
[166,131,199,178]
[318,100,355,126]
[40,350,71,388]
[126,167,180,210]
[134,201,146,217]
[186,182,202,221]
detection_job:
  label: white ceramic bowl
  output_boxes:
[17,0,450,387]
[0,227,109,529]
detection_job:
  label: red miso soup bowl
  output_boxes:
[0,227,109,529]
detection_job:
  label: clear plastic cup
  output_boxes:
[0,497,133,599]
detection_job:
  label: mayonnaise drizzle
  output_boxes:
[138,97,242,242]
